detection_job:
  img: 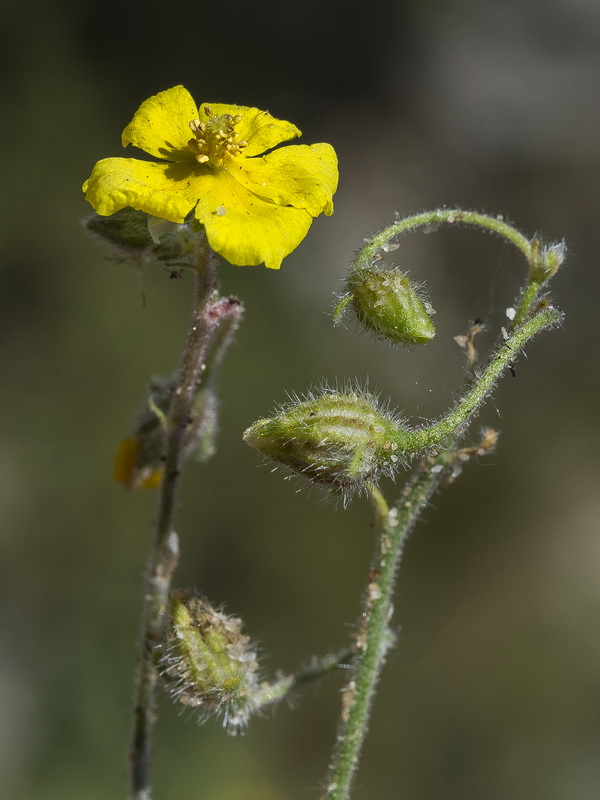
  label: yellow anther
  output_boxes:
[187,108,246,167]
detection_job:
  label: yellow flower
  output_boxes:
[83,86,338,270]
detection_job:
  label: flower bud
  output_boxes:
[335,265,435,346]
[149,218,197,266]
[114,373,222,488]
[244,389,408,495]
[540,241,567,279]
[113,376,172,489]
[85,207,154,254]
[85,208,197,268]
[160,591,260,734]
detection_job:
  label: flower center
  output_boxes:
[187,106,248,167]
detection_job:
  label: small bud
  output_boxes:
[540,241,567,279]
[160,591,260,734]
[85,207,154,254]
[244,389,408,496]
[113,375,216,488]
[113,376,172,489]
[335,265,436,346]
[85,208,198,268]
[149,219,197,266]
[529,238,567,282]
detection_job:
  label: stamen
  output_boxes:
[187,107,247,167]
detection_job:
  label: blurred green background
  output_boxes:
[2,0,599,798]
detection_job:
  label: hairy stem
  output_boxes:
[249,646,354,712]
[355,209,534,270]
[322,476,447,800]
[355,208,561,325]
[129,240,218,800]
[402,305,562,451]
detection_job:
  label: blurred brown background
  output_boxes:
[2,0,599,798]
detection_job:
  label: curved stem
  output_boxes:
[400,305,563,452]
[355,209,534,271]
[354,209,563,328]
[129,240,218,800]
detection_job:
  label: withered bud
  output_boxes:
[113,376,173,489]
[160,591,260,735]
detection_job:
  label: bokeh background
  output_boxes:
[2,0,599,798]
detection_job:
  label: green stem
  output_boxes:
[249,646,354,712]
[129,240,218,800]
[323,477,447,800]
[513,279,544,326]
[355,209,558,327]
[400,305,562,452]
[355,209,534,270]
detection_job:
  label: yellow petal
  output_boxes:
[114,437,139,485]
[83,158,204,221]
[190,171,313,269]
[199,103,301,157]
[121,85,199,161]
[233,142,339,217]
[114,438,163,489]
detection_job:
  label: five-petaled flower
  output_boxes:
[83,86,338,269]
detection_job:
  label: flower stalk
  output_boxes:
[323,476,447,800]
[129,238,220,800]
[248,645,354,712]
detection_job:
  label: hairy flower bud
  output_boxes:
[85,207,154,254]
[160,591,260,734]
[113,376,172,489]
[85,208,197,268]
[540,241,567,279]
[244,389,408,496]
[114,369,224,488]
[335,265,435,346]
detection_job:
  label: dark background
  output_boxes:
[2,0,599,798]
